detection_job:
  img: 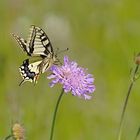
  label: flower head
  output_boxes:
[12,123,24,140]
[48,56,95,99]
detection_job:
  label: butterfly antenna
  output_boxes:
[57,48,69,55]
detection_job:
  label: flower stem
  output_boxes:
[117,65,139,140]
[134,126,140,140]
[4,135,12,140]
[49,88,64,140]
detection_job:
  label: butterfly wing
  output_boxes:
[12,25,53,57]
[13,25,56,85]
[19,59,42,85]
[27,25,53,57]
[12,33,31,55]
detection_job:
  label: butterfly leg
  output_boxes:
[54,58,62,66]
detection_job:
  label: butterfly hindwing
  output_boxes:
[19,59,42,85]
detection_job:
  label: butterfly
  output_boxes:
[12,25,60,86]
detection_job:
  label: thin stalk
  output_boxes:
[134,126,140,140]
[4,135,12,140]
[49,88,64,140]
[117,65,139,140]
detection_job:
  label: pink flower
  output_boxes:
[48,56,95,99]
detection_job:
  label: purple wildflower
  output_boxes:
[47,56,95,99]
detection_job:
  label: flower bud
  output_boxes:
[12,123,24,140]
[135,53,140,65]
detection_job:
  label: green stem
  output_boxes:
[117,65,139,140]
[134,126,140,140]
[117,82,134,140]
[49,88,64,140]
[4,135,12,140]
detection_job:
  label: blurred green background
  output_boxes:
[1,0,140,140]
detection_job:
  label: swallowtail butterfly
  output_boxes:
[12,25,59,85]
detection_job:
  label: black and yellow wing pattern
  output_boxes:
[12,25,57,85]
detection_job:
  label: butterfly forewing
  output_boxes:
[12,33,30,55]
[35,26,53,54]
[26,25,53,57]
[26,25,36,55]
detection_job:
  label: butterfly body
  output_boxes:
[38,53,57,74]
[13,25,59,85]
